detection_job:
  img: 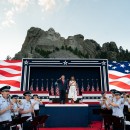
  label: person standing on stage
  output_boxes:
[19,91,34,130]
[57,75,67,104]
[31,94,42,116]
[0,86,12,130]
[68,76,77,104]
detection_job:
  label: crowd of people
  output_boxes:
[99,89,130,130]
[0,86,42,130]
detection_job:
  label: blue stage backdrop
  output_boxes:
[21,59,109,91]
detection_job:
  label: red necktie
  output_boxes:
[62,80,64,85]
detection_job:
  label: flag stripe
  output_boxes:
[109,81,130,89]
[0,68,21,74]
[0,80,20,88]
[0,76,21,81]
[109,85,129,91]
[109,73,130,79]
[108,70,126,76]
[109,77,130,84]
[4,60,22,63]
[0,70,21,77]
[0,61,22,66]
[0,65,21,71]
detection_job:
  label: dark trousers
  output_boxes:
[0,125,10,130]
[34,110,39,117]
[112,117,124,130]
[126,125,130,130]
[23,121,34,130]
[59,90,66,104]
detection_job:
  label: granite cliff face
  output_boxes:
[13,27,119,60]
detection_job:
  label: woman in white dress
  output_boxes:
[68,76,77,103]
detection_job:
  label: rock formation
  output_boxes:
[13,27,123,60]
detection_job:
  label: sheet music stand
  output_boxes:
[124,105,129,114]
[10,116,30,130]
[125,113,130,121]
[124,113,130,130]
[112,116,124,129]
[30,115,49,130]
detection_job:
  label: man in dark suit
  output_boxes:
[57,75,67,104]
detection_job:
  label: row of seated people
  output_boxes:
[99,89,130,130]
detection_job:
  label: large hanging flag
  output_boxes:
[0,60,130,91]
[0,60,22,91]
[108,61,130,91]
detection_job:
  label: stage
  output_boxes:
[39,103,102,128]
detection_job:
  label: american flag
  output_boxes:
[55,86,59,95]
[91,85,95,92]
[46,79,49,91]
[86,83,90,91]
[50,83,54,95]
[76,84,79,95]
[108,61,130,91]
[81,85,84,92]
[96,82,99,91]
[46,85,48,92]
[0,60,22,91]
[30,84,33,91]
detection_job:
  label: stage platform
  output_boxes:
[43,104,89,127]
[39,104,102,128]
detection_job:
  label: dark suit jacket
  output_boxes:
[57,79,67,91]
